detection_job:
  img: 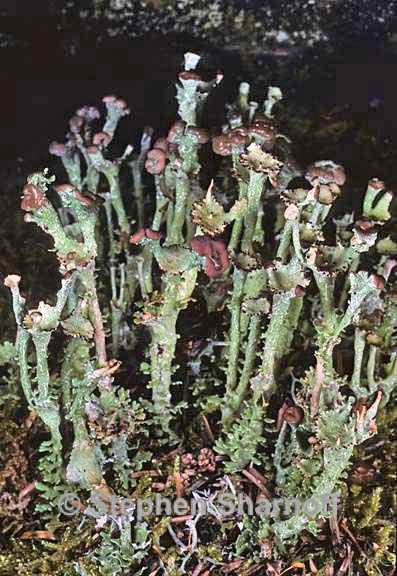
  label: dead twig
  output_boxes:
[223,558,244,572]
[336,544,353,575]
[170,515,193,524]
[174,471,184,498]
[242,468,272,500]
[130,469,162,478]
[340,519,364,555]
[201,413,215,443]
[192,561,208,576]
[329,513,342,546]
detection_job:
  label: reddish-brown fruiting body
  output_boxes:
[284,204,300,221]
[179,71,201,81]
[190,236,229,278]
[247,123,276,148]
[129,228,146,244]
[204,244,229,277]
[351,465,375,485]
[212,128,250,154]
[306,162,346,186]
[229,128,249,146]
[129,228,163,244]
[190,236,209,257]
[368,178,385,190]
[253,112,274,125]
[212,134,233,156]
[145,148,167,175]
[152,137,169,153]
[295,285,306,297]
[371,275,385,291]
[167,121,187,143]
[55,184,95,208]
[145,229,163,241]
[102,95,117,104]
[92,132,112,146]
[284,405,304,424]
[76,191,95,207]
[21,183,47,212]
[186,126,210,144]
[277,401,304,428]
[383,259,397,281]
[355,219,374,233]
[55,184,94,207]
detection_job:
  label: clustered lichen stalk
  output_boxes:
[147,269,198,436]
[130,53,222,431]
[3,53,397,564]
[5,170,110,492]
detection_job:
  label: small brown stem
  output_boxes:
[174,471,184,498]
[201,414,215,443]
[329,513,342,546]
[241,468,272,500]
[130,470,161,478]
[171,515,194,524]
[340,519,364,554]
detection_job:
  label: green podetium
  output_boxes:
[3,55,397,561]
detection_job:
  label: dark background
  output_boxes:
[0,0,396,172]
[1,0,397,172]
[3,40,397,173]
[1,2,397,327]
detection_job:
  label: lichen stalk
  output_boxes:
[241,171,265,253]
[148,269,198,435]
[167,168,190,245]
[104,165,130,235]
[224,268,246,393]
[222,312,261,427]
[256,290,296,401]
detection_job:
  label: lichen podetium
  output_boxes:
[2,52,396,575]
